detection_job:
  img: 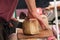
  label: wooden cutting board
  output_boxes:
[18,38,47,40]
[17,28,53,39]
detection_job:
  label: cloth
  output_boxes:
[0,16,18,40]
[0,18,16,40]
[0,23,4,40]
[0,0,18,21]
[0,22,9,40]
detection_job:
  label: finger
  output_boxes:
[9,23,13,27]
[10,18,18,22]
[38,19,47,29]
[39,21,46,29]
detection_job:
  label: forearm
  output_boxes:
[25,0,43,22]
[25,0,40,19]
[25,0,42,19]
[25,0,36,13]
[25,0,48,29]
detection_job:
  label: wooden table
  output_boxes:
[17,28,53,40]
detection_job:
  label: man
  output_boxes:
[0,0,51,40]
[0,0,18,40]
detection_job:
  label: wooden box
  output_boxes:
[23,18,40,35]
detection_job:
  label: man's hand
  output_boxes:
[25,0,48,30]
[28,8,48,30]
[9,18,18,27]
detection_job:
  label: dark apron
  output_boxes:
[0,18,9,40]
[0,18,16,40]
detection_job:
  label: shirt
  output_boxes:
[0,0,18,22]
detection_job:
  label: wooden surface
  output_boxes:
[18,38,47,40]
[17,28,53,39]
